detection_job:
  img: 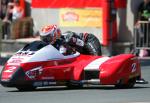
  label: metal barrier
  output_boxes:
[0,19,2,57]
[134,21,150,50]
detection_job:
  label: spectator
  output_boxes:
[8,0,24,21]
[135,0,150,57]
[1,0,13,39]
[0,0,12,20]
[1,0,24,39]
[137,0,150,21]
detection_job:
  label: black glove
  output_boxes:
[62,31,74,43]
[63,31,84,47]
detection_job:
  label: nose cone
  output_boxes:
[0,66,25,87]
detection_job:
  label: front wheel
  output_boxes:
[16,85,37,91]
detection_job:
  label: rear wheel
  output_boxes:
[16,85,37,91]
[115,78,136,89]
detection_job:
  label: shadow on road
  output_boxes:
[7,85,150,92]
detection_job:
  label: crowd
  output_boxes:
[135,0,150,57]
[0,0,26,39]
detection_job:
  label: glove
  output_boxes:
[59,45,67,54]
[73,37,84,47]
[63,31,84,47]
[62,31,74,43]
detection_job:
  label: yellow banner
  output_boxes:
[59,8,103,27]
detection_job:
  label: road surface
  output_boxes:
[0,62,150,103]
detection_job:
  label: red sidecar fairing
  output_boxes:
[0,42,142,88]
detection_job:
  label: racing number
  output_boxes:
[131,63,136,73]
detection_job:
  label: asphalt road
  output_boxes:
[0,61,150,103]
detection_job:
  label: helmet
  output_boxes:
[40,25,61,44]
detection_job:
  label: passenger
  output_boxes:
[39,24,102,56]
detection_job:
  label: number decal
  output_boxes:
[131,63,136,73]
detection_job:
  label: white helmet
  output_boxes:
[40,25,61,44]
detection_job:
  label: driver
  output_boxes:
[39,24,74,55]
[39,24,102,56]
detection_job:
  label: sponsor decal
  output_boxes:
[15,51,35,57]
[41,77,55,80]
[59,8,103,27]
[43,81,49,86]
[7,58,24,65]
[8,59,22,64]
[33,81,56,87]
[7,51,35,65]
[62,12,79,22]
[48,81,56,85]
[26,66,43,79]
[33,82,43,87]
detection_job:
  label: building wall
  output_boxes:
[29,0,143,43]
[117,0,142,42]
[31,8,103,42]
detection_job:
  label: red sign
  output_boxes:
[31,0,102,8]
[115,0,127,8]
[31,0,126,8]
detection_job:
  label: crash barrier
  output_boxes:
[0,19,2,36]
[0,19,2,55]
[134,21,150,50]
[11,17,34,39]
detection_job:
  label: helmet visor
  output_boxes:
[40,34,53,44]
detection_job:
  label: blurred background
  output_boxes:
[0,0,147,59]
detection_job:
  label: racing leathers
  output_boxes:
[62,31,102,56]
[50,31,101,56]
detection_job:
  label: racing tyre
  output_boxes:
[16,86,37,91]
[115,78,136,89]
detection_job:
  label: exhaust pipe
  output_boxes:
[136,78,148,84]
[81,79,100,85]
